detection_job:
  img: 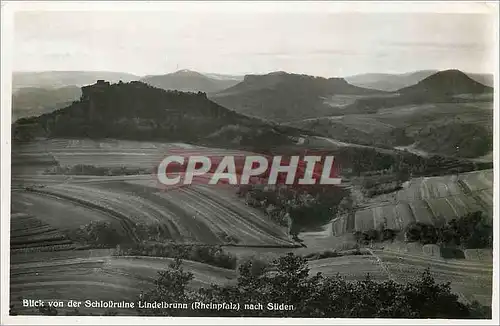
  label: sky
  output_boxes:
[12,7,497,78]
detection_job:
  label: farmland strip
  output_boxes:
[24,188,139,243]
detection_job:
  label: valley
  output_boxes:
[10,134,494,315]
[8,68,494,318]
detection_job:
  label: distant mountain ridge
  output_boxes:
[210,71,384,122]
[12,71,139,90]
[346,70,493,91]
[202,72,244,81]
[398,69,493,96]
[12,86,82,121]
[140,69,240,93]
[336,69,494,116]
[346,70,438,92]
[11,69,493,124]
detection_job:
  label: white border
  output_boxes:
[1,0,498,14]
[1,1,499,325]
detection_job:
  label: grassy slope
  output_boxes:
[288,101,493,159]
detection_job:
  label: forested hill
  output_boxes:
[12,80,297,148]
[340,69,494,115]
[398,69,493,96]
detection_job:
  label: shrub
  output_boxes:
[44,164,151,176]
[404,222,439,244]
[67,221,125,247]
[114,242,237,270]
[353,225,398,245]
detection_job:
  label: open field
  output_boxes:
[308,254,389,281]
[333,169,493,234]
[372,249,492,306]
[10,245,492,315]
[10,251,236,315]
[10,138,493,315]
[12,138,293,247]
[11,181,293,246]
[11,138,253,175]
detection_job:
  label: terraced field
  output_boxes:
[10,213,75,251]
[12,138,293,246]
[10,138,493,315]
[333,169,493,234]
[12,180,292,246]
[11,191,124,235]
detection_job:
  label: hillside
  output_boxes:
[338,70,493,116]
[12,86,81,121]
[141,70,240,93]
[345,70,438,92]
[209,71,385,122]
[289,101,493,159]
[286,69,494,159]
[467,73,494,88]
[346,70,493,91]
[12,71,139,90]
[333,169,493,235]
[355,70,493,114]
[11,80,296,149]
[398,69,493,97]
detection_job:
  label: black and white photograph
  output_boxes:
[1,1,498,324]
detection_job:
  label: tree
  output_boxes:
[139,254,489,318]
[138,258,194,316]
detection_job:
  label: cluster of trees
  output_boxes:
[237,184,349,237]
[44,164,152,176]
[360,174,403,197]
[132,222,173,242]
[404,211,493,249]
[136,254,490,318]
[353,221,399,245]
[302,248,364,261]
[113,242,237,270]
[351,211,492,249]
[66,221,125,248]
[65,217,239,269]
[333,146,491,179]
[414,123,493,158]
